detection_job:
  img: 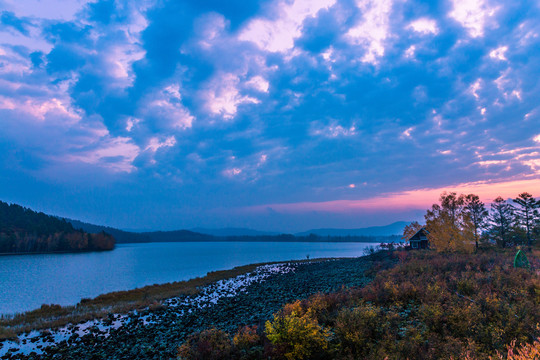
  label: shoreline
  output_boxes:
[0,257,335,336]
[0,253,391,358]
[0,262,300,357]
[0,248,115,257]
[0,239,392,257]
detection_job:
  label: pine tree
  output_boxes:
[464,194,488,252]
[489,197,514,248]
[512,192,539,248]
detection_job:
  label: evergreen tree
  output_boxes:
[464,194,488,252]
[488,197,514,248]
[512,192,539,248]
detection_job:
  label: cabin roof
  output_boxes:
[407,227,429,242]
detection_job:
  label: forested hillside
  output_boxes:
[0,201,115,254]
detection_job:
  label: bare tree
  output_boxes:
[402,221,423,241]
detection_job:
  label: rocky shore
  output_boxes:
[1,255,386,359]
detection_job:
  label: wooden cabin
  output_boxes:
[408,227,430,249]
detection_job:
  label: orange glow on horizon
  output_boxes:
[248,177,540,213]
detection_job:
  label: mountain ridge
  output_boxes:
[295,221,409,237]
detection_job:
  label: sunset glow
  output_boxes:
[1,0,539,232]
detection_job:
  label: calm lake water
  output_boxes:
[0,242,376,315]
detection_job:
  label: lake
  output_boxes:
[0,242,377,315]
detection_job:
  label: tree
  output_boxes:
[425,192,474,253]
[464,194,488,252]
[488,197,514,248]
[401,221,423,241]
[512,192,539,248]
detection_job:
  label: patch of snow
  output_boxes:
[0,263,297,356]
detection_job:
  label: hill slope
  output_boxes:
[0,201,115,254]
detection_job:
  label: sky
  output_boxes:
[0,0,539,232]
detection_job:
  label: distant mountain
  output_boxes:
[191,227,279,237]
[68,219,152,243]
[0,201,114,254]
[296,221,409,237]
[67,219,406,243]
[140,230,214,242]
[68,220,216,243]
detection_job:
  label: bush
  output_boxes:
[265,300,331,360]
[233,325,263,359]
[178,328,233,360]
[334,303,383,357]
[491,337,540,360]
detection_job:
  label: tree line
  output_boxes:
[403,192,540,252]
[0,200,115,253]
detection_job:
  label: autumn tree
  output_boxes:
[425,192,474,253]
[402,221,423,241]
[464,194,488,252]
[488,197,514,248]
[512,192,539,248]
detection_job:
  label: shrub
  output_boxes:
[178,328,233,360]
[233,325,264,359]
[233,325,260,350]
[491,337,540,360]
[334,303,382,357]
[265,300,331,360]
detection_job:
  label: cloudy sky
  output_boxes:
[0,0,539,232]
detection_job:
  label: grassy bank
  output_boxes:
[0,258,330,340]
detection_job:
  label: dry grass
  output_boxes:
[0,258,329,340]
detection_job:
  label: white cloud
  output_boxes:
[449,0,497,38]
[401,127,414,139]
[141,85,194,129]
[0,95,81,124]
[407,18,439,35]
[469,79,482,99]
[65,136,141,173]
[203,73,260,120]
[195,13,228,49]
[533,134,540,143]
[246,76,270,93]
[104,43,145,88]
[223,167,243,177]
[404,45,416,59]
[346,0,393,65]
[125,117,141,132]
[145,136,177,152]
[311,121,357,138]
[489,46,508,61]
[494,69,522,102]
[238,0,336,53]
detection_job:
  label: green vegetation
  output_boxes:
[0,201,114,254]
[177,249,540,360]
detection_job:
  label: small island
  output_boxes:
[0,201,115,254]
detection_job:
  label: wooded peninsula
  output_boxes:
[0,201,115,254]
